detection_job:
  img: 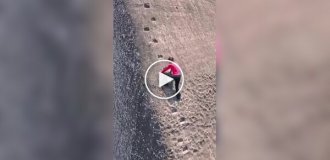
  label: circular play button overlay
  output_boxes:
[144,59,184,100]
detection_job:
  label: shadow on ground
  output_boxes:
[162,83,180,105]
[113,0,167,159]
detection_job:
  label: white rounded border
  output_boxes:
[144,60,184,100]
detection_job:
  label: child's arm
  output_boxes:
[161,65,171,73]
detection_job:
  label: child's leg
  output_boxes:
[174,76,181,93]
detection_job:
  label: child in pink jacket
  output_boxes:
[161,57,182,99]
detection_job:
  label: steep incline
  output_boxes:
[114,0,216,159]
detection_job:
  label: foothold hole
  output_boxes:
[178,138,183,142]
[176,6,178,9]
[193,149,198,153]
[179,117,185,122]
[152,39,158,43]
[151,17,156,21]
[144,27,150,31]
[144,3,150,8]
[183,146,188,151]
[171,107,177,113]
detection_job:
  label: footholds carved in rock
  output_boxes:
[144,3,150,8]
[152,39,158,43]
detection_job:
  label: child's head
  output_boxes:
[168,57,174,61]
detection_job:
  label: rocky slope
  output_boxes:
[114,0,216,159]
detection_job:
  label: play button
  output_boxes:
[159,72,173,87]
[145,59,184,100]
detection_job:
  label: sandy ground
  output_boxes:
[218,0,330,160]
[114,0,216,159]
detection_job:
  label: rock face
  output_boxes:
[218,1,330,160]
[113,1,167,159]
[113,0,216,159]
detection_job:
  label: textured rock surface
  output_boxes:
[113,1,167,159]
[113,0,216,159]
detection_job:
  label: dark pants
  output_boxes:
[172,75,181,93]
[165,73,181,99]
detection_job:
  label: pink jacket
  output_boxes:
[161,63,181,76]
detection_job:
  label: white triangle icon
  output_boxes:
[159,72,174,87]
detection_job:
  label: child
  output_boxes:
[161,57,182,100]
